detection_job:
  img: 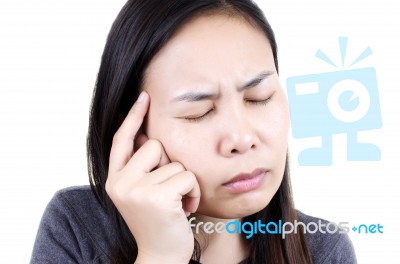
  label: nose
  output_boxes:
[218,113,259,157]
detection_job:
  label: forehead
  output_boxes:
[143,14,274,92]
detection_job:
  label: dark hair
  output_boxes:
[87,0,313,263]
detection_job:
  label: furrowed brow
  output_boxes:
[172,92,217,103]
[238,71,274,92]
[171,71,274,103]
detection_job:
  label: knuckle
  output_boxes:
[184,170,196,179]
[145,139,160,148]
[178,171,196,185]
[170,162,185,172]
[105,174,118,193]
[105,178,118,200]
[186,171,198,185]
[143,139,163,153]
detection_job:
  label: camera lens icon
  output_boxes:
[327,79,370,123]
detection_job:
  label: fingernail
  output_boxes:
[136,91,147,103]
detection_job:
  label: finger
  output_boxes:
[134,134,149,152]
[144,162,186,184]
[126,139,165,174]
[162,171,201,215]
[183,184,201,216]
[135,134,171,168]
[156,145,171,168]
[109,91,149,174]
[182,196,195,217]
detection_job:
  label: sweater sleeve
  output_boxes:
[30,188,112,264]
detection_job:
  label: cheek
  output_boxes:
[145,103,210,170]
[152,122,208,168]
[259,98,290,146]
[160,127,217,192]
[273,96,290,137]
[163,131,191,160]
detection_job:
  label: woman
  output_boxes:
[31,0,357,263]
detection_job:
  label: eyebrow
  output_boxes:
[171,71,274,103]
[238,71,274,92]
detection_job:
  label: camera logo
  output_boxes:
[286,37,382,166]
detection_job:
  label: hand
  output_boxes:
[106,92,201,264]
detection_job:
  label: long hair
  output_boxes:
[87,0,313,263]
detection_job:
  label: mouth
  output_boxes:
[222,168,267,193]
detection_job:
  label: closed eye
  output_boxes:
[183,109,213,122]
[181,92,273,122]
[246,95,273,106]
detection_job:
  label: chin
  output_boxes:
[198,192,273,219]
[230,201,270,219]
[203,205,265,220]
[236,189,276,216]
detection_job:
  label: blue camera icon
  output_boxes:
[287,67,382,166]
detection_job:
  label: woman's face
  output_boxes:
[143,14,289,219]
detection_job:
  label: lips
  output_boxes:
[222,168,267,193]
[223,168,267,185]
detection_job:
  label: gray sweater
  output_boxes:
[30,186,357,263]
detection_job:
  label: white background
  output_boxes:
[0,0,399,263]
